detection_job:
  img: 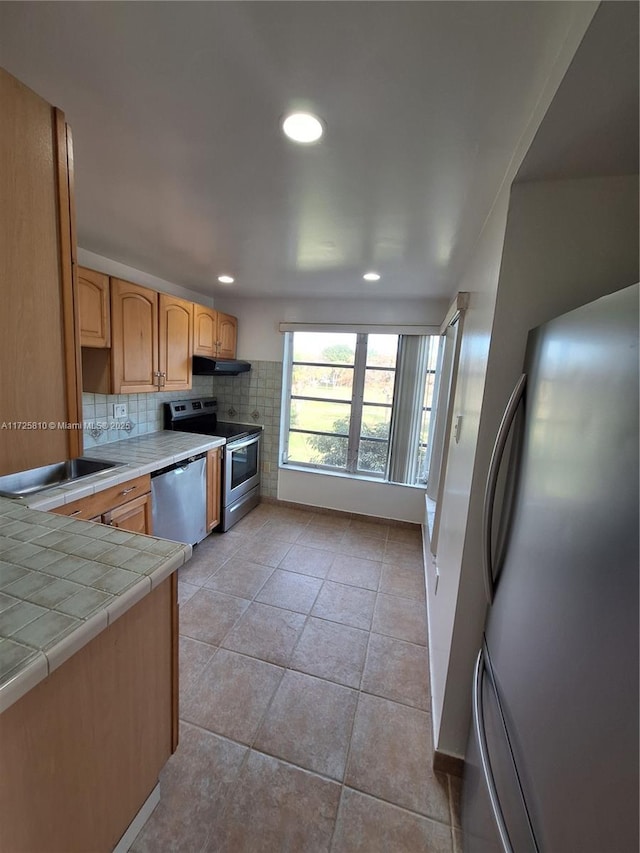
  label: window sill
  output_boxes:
[279,463,427,490]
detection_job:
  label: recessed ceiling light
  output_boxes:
[217,275,234,284]
[363,272,381,282]
[282,112,324,144]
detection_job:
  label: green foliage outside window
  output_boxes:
[307,416,389,473]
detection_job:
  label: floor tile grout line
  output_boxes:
[182,630,432,715]
[184,555,426,613]
[162,707,449,830]
[206,558,278,602]
[328,618,377,849]
[338,767,454,829]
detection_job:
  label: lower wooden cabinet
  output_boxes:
[0,575,177,852]
[206,447,221,531]
[104,492,152,534]
[53,475,152,534]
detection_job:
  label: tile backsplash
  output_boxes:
[81,362,283,498]
[208,361,283,498]
[82,376,215,448]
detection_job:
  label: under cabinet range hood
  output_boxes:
[192,356,251,376]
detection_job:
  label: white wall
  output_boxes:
[213,295,449,362]
[77,249,215,307]
[279,468,427,523]
[426,188,512,750]
[431,174,639,759]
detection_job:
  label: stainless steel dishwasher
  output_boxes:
[151,453,207,545]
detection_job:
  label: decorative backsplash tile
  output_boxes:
[82,375,216,449]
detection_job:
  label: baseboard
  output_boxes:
[433,750,464,778]
[112,783,160,852]
[260,496,420,529]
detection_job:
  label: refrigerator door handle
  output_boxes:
[473,648,514,853]
[482,373,527,603]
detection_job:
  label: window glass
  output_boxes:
[288,433,349,468]
[292,332,356,364]
[289,399,351,436]
[357,439,388,474]
[292,365,354,400]
[363,368,395,405]
[416,338,441,484]
[366,334,398,368]
[283,330,438,482]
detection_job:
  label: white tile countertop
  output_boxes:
[0,498,191,712]
[0,432,225,713]
[21,431,226,512]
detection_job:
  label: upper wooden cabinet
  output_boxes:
[0,68,82,475]
[193,305,237,359]
[217,312,238,359]
[80,272,236,394]
[83,281,194,394]
[78,267,110,347]
[159,294,193,391]
[111,279,159,394]
[193,305,217,357]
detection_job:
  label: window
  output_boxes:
[284,332,397,476]
[281,330,439,483]
[415,340,441,484]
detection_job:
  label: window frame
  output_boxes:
[281,332,399,478]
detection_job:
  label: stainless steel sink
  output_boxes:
[0,457,125,498]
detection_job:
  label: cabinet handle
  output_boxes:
[120,486,137,495]
[482,374,526,603]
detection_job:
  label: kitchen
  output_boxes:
[0,2,638,852]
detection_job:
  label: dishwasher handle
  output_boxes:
[151,453,206,479]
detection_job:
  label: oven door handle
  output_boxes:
[227,435,260,452]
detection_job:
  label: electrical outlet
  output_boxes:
[113,403,127,418]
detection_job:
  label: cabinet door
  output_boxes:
[193,305,218,357]
[78,267,110,347]
[0,70,81,475]
[217,312,238,359]
[111,279,159,393]
[159,294,193,391]
[105,492,153,535]
[206,447,221,531]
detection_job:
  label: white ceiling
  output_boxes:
[0,1,599,300]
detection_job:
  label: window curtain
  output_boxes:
[386,336,429,484]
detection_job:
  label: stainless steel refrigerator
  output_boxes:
[462,284,639,852]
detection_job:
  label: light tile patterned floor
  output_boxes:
[132,502,462,853]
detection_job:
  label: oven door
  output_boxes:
[224,433,261,506]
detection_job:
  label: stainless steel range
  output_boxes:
[165,398,262,531]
